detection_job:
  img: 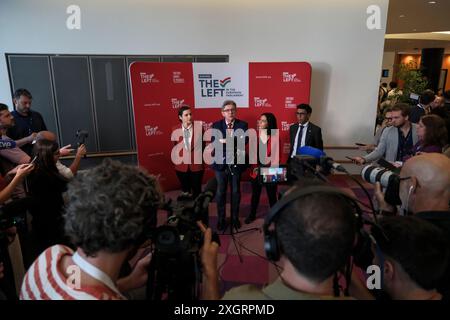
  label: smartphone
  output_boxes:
[345,156,355,161]
[355,143,366,146]
[30,156,37,164]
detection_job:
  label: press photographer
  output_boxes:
[20,159,163,300]
[373,153,450,299]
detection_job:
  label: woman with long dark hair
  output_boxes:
[27,139,69,256]
[245,113,279,224]
[404,114,448,161]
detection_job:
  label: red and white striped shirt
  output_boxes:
[20,245,124,300]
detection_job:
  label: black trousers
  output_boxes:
[175,169,204,199]
[250,178,278,217]
[214,168,242,223]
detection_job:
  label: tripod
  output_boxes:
[219,165,259,263]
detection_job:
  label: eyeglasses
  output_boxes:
[223,109,236,113]
[296,112,308,116]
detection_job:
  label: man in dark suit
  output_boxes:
[409,89,434,124]
[289,104,323,158]
[211,100,248,231]
[7,88,48,156]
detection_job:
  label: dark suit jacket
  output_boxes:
[409,104,426,124]
[172,124,205,173]
[211,118,248,172]
[289,122,323,155]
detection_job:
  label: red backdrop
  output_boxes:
[129,62,311,191]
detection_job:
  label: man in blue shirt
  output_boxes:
[7,88,47,156]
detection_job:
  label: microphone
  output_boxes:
[0,139,17,149]
[297,146,325,159]
[320,156,347,173]
[298,146,347,173]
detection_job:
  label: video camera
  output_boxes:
[145,178,218,300]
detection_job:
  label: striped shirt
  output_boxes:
[20,245,124,300]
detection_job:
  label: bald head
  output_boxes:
[35,131,57,142]
[400,153,450,212]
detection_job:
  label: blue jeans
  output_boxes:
[214,168,242,222]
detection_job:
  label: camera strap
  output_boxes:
[72,252,125,298]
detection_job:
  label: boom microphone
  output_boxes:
[0,139,17,149]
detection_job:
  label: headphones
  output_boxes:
[263,184,363,262]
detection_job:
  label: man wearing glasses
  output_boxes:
[289,103,323,158]
[211,100,248,231]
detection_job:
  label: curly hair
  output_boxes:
[421,114,448,148]
[64,158,163,256]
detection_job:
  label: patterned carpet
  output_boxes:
[161,175,374,295]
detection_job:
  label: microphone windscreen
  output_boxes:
[298,146,325,159]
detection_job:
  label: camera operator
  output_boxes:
[374,153,450,299]
[35,131,86,180]
[20,159,163,300]
[201,180,357,300]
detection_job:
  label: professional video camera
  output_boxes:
[361,159,402,207]
[0,199,29,266]
[145,178,218,301]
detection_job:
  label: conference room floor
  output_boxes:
[160,175,374,296]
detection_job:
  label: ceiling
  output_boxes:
[385,0,450,52]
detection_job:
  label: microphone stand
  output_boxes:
[221,133,259,263]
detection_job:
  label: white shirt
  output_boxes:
[225,120,235,137]
[56,161,74,180]
[291,122,309,158]
[182,124,192,149]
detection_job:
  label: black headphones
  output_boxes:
[263,184,363,262]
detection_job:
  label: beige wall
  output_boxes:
[0,0,389,148]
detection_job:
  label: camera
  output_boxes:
[76,130,88,146]
[361,164,402,206]
[259,166,288,184]
[145,178,217,300]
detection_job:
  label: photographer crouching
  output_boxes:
[20,159,163,300]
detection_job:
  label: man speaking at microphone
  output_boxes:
[211,100,248,231]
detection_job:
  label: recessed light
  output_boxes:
[413,29,417,31]
[399,14,406,18]
[428,1,437,4]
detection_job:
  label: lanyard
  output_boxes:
[72,252,124,298]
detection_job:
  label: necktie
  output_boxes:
[227,122,233,137]
[295,125,305,155]
[184,128,190,149]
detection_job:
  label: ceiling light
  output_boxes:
[428,1,437,4]
[399,14,406,18]
[432,31,450,34]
